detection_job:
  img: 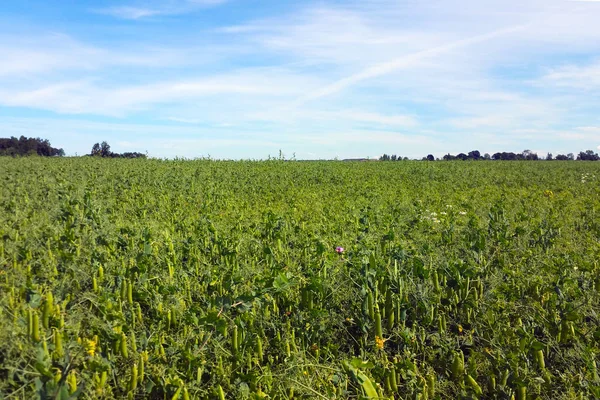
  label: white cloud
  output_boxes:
[0,69,323,116]
[96,0,229,19]
[294,24,527,104]
[539,61,600,89]
[98,7,162,20]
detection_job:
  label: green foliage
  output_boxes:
[0,136,64,157]
[0,158,599,399]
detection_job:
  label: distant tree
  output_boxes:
[100,141,111,157]
[483,153,491,160]
[567,153,574,161]
[546,153,553,161]
[391,154,397,161]
[443,153,455,161]
[577,150,600,161]
[90,141,146,159]
[426,154,435,161]
[456,153,468,161]
[492,152,518,160]
[468,150,481,160]
[91,143,101,156]
[555,154,569,160]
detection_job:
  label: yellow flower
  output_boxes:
[375,336,385,350]
[543,190,554,198]
[84,337,98,357]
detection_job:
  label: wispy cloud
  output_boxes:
[293,24,527,105]
[96,0,229,19]
[539,60,600,89]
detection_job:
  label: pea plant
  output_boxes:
[0,157,599,399]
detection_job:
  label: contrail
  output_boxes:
[293,24,528,106]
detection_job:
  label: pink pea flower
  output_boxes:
[335,246,344,254]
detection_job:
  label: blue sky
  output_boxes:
[1,0,599,159]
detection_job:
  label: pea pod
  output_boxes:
[53,328,63,357]
[136,303,143,324]
[389,366,398,392]
[500,369,510,387]
[129,364,138,392]
[138,355,145,384]
[385,289,394,329]
[42,291,53,329]
[232,325,239,354]
[535,349,545,370]
[451,351,464,381]
[517,385,527,400]
[466,374,483,395]
[374,308,383,339]
[67,370,77,394]
[217,384,226,400]
[127,281,133,304]
[120,332,128,358]
[426,374,435,398]
[256,336,263,362]
[32,311,40,342]
[367,290,375,320]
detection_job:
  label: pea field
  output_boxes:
[1,157,599,399]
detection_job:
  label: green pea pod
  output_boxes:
[390,366,398,391]
[535,349,545,370]
[367,291,374,320]
[32,311,40,342]
[100,370,108,388]
[500,369,510,387]
[466,374,482,395]
[426,374,435,398]
[517,385,526,400]
[256,336,263,362]
[67,371,77,394]
[138,356,145,384]
[127,282,133,304]
[53,328,63,357]
[27,309,33,337]
[171,386,182,400]
[374,308,383,339]
[451,351,464,380]
[232,325,238,354]
[121,280,127,302]
[129,364,138,392]
[136,303,143,324]
[120,332,128,358]
[130,331,137,353]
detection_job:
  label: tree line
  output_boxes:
[380,149,600,161]
[0,136,65,157]
[89,141,146,159]
[0,136,148,159]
